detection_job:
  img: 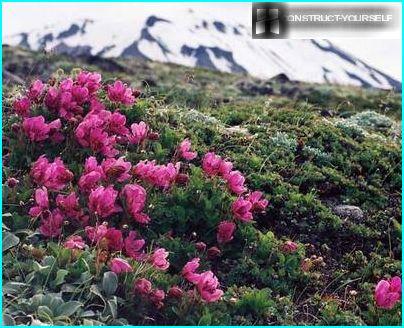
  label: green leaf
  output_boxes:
[53,269,69,286]
[102,271,118,296]
[2,231,20,252]
[55,301,82,317]
[37,305,53,321]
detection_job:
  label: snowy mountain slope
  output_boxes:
[4,10,401,90]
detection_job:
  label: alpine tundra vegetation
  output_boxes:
[2,46,402,325]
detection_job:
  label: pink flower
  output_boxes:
[375,276,402,309]
[44,87,59,111]
[13,97,31,117]
[56,192,83,220]
[150,248,170,271]
[182,258,201,284]
[217,221,236,244]
[281,241,298,253]
[88,185,122,218]
[23,116,52,142]
[110,258,132,274]
[27,79,45,101]
[30,156,73,191]
[104,228,124,251]
[64,236,86,250]
[128,121,149,145]
[76,71,102,94]
[101,157,131,183]
[124,231,145,260]
[107,80,135,105]
[106,112,129,136]
[71,85,89,105]
[196,271,223,303]
[28,187,49,217]
[247,191,268,211]
[202,152,223,176]
[78,171,103,193]
[134,278,152,295]
[231,197,253,222]
[178,139,197,160]
[134,160,179,189]
[150,289,165,308]
[121,184,149,223]
[6,177,19,188]
[75,112,118,157]
[39,209,64,238]
[224,170,245,194]
[85,224,108,244]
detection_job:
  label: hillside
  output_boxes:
[2,46,402,325]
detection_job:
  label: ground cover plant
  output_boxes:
[2,46,402,325]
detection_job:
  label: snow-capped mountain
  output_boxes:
[4,10,401,90]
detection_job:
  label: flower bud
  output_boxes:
[147,132,160,141]
[168,286,184,298]
[6,177,19,188]
[175,173,189,185]
[207,246,221,259]
[195,241,207,252]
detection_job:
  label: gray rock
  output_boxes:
[333,205,364,222]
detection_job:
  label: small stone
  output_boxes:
[333,205,364,222]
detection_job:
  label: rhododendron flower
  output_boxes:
[232,197,253,222]
[44,86,59,111]
[375,276,402,309]
[121,184,149,223]
[110,258,132,274]
[202,152,223,176]
[197,271,223,303]
[224,170,245,194]
[85,224,108,244]
[195,241,207,252]
[124,231,145,260]
[168,286,184,298]
[107,80,135,105]
[106,112,129,136]
[13,96,31,117]
[27,79,45,101]
[76,71,102,94]
[182,258,201,284]
[88,185,122,218]
[71,85,90,105]
[78,171,103,193]
[281,241,298,253]
[150,248,170,271]
[247,191,268,212]
[217,221,236,244]
[128,121,149,145]
[178,139,197,160]
[104,228,124,251]
[64,236,86,250]
[23,116,61,142]
[101,157,131,182]
[56,192,83,219]
[75,112,118,157]
[29,187,49,217]
[30,156,73,191]
[134,160,179,189]
[150,289,165,308]
[134,278,152,295]
[39,209,64,238]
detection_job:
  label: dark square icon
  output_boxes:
[252,3,288,39]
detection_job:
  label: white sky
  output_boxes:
[2,2,402,80]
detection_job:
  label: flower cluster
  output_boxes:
[15,71,271,311]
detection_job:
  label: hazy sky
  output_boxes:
[3,2,402,80]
